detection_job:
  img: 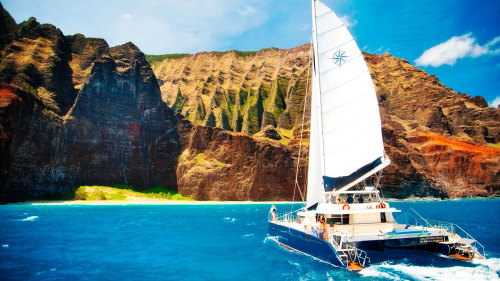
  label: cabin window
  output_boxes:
[381,212,387,223]
[326,214,349,225]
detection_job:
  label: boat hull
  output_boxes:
[268,222,345,268]
[357,236,448,252]
[269,222,453,266]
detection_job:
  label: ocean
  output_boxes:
[0,199,499,280]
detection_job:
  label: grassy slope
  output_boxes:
[73,185,195,201]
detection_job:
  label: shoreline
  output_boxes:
[7,196,498,206]
[9,199,301,206]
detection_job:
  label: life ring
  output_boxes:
[378,202,386,209]
[342,203,350,210]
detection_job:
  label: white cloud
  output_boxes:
[339,15,357,28]
[489,96,500,108]
[237,5,256,16]
[415,33,500,67]
[120,13,132,21]
[100,0,270,54]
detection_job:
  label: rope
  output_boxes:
[292,42,313,206]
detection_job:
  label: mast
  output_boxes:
[306,0,325,209]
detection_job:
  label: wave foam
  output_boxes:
[223,217,236,223]
[263,236,279,244]
[1,244,9,248]
[21,216,38,221]
[363,258,500,281]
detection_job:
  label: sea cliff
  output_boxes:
[0,4,498,203]
[150,47,500,199]
[0,7,179,202]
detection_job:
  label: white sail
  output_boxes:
[306,0,389,208]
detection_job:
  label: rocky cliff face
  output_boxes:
[365,53,499,197]
[176,119,305,201]
[148,46,310,138]
[1,4,498,202]
[151,46,500,199]
[0,10,180,202]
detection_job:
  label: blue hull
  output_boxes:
[269,222,451,267]
[268,222,346,268]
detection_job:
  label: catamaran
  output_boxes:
[268,0,486,273]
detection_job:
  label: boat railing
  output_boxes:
[394,210,485,257]
[269,208,303,223]
[344,243,370,267]
[444,222,485,258]
[332,233,370,267]
[426,219,485,258]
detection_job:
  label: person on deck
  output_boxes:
[270,205,277,221]
[358,195,364,203]
[346,194,354,204]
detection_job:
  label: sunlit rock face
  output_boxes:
[152,48,499,199]
[0,2,498,203]
[175,119,303,201]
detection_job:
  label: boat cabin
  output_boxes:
[295,188,400,238]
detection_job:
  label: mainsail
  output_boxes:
[306,0,390,208]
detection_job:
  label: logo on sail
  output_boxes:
[332,49,348,66]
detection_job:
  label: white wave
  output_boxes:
[1,244,9,248]
[263,236,279,244]
[472,257,500,272]
[35,268,56,276]
[243,234,254,238]
[223,217,236,223]
[360,264,402,280]
[365,258,500,281]
[289,260,301,270]
[21,216,38,221]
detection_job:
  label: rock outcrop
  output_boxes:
[148,46,310,137]
[0,3,498,202]
[0,12,179,202]
[151,46,500,199]
[366,53,500,198]
[176,119,304,201]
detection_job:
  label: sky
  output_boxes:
[3,0,500,107]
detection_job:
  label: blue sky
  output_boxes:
[3,0,500,107]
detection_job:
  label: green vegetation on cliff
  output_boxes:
[145,53,190,66]
[172,88,186,113]
[205,111,216,127]
[73,185,195,201]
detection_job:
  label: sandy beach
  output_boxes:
[9,196,496,206]
[10,199,299,206]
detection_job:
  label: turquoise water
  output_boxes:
[0,200,499,280]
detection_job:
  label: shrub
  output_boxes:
[74,187,89,200]
[92,188,108,200]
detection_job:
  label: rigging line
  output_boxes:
[293,41,313,206]
[377,170,386,199]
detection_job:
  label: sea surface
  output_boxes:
[0,199,499,280]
